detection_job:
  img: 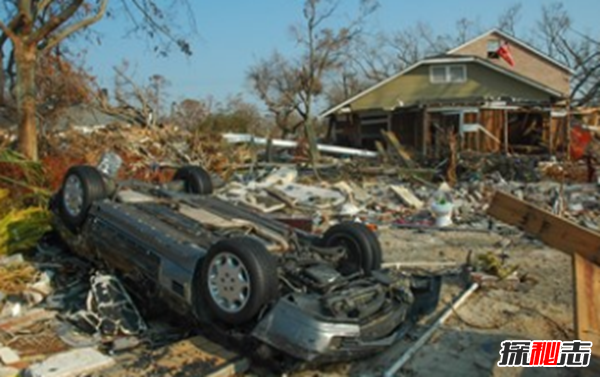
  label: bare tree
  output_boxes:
[196,94,264,135]
[324,69,369,109]
[341,18,478,89]
[147,73,170,121]
[249,0,378,164]
[534,2,600,106]
[454,17,482,45]
[0,0,194,160]
[171,98,210,130]
[331,1,600,108]
[497,3,522,36]
[247,52,301,137]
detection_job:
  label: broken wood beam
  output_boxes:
[375,140,390,164]
[489,190,600,373]
[390,185,423,209]
[487,190,600,265]
[381,130,416,168]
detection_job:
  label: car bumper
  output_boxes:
[251,295,410,362]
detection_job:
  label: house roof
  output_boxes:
[448,28,573,73]
[320,55,564,118]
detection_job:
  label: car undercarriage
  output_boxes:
[50,163,441,365]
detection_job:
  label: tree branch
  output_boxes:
[31,0,84,43]
[19,0,34,23]
[36,0,53,14]
[41,0,108,51]
[0,18,20,45]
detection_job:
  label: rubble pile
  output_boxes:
[0,240,188,376]
[39,123,247,189]
[2,121,600,375]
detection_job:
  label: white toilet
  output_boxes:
[431,200,454,227]
[430,183,454,227]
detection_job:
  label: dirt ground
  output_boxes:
[287,226,577,377]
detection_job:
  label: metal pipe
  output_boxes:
[222,133,379,158]
[382,261,460,269]
[383,283,479,377]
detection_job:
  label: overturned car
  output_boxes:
[50,161,440,364]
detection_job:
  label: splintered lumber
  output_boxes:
[375,140,389,164]
[489,190,600,373]
[390,185,424,209]
[573,254,600,375]
[381,130,416,168]
[487,191,600,264]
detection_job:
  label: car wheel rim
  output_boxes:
[63,175,84,217]
[207,252,251,313]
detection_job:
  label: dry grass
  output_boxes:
[0,262,37,295]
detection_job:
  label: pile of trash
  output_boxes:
[0,239,188,376]
[39,123,248,189]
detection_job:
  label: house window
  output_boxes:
[429,65,467,84]
[487,40,500,59]
[430,66,447,83]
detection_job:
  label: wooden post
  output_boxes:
[458,110,464,156]
[567,99,572,162]
[503,109,509,155]
[422,107,429,157]
[549,110,554,156]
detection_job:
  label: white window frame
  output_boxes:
[487,39,501,59]
[429,65,467,84]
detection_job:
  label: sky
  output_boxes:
[78,0,600,107]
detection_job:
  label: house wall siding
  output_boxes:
[351,62,554,111]
[452,32,570,96]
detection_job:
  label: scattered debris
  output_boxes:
[1,120,600,376]
[390,185,423,209]
[0,347,20,365]
[383,283,479,377]
[24,347,115,377]
[68,272,147,337]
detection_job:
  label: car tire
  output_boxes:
[58,165,107,232]
[197,237,278,325]
[321,222,382,275]
[173,166,213,195]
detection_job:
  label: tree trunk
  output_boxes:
[0,51,5,105]
[15,42,38,161]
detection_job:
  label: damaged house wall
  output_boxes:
[323,30,573,158]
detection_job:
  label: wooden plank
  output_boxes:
[573,254,600,375]
[375,140,390,164]
[489,191,600,373]
[381,130,416,168]
[487,191,600,264]
[390,185,424,209]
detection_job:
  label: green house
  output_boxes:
[321,30,572,157]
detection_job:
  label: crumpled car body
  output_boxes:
[50,165,440,364]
